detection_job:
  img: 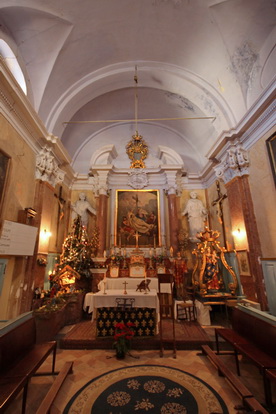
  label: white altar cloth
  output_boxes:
[98,277,171,293]
[84,289,160,321]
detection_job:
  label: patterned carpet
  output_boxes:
[59,319,212,350]
[63,364,229,413]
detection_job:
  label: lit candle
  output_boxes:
[149,248,153,257]
[103,250,106,259]
[154,235,156,249]
[170,246,173,257]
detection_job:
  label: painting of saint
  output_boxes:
[116,190,160,247]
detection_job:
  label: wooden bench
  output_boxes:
[0,315,57,414]
[36,361,74,414]
[215,307,276,408]
[201,345,269,414]
[264,368,276,410]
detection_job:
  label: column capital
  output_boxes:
[214,143,250,184]
[89,168,111,196]
[164,170,178,195]
[35,146,65,186]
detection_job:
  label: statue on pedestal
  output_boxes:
[182,191,208,242]
[192,227,238,296]
[71,192,96,228]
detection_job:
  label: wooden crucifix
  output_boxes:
[54,186,66,247]
[211,180,228,248]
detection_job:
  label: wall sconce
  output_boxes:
[232,228,246,240]
[40,228,52,241]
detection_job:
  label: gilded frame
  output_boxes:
[266,132,276,186]
[236,249,251,277]
[0,149,11,216]
[115,189,160,248]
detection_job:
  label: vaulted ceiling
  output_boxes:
[0,0,275,184]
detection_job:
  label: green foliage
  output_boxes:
[113,322,135,354]
[56,217,94,278]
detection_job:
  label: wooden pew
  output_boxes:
[215,307,276,408]
[264,368,276,411]
[36,361,74,414]
[0,316,57,414]
[201,345,269,414]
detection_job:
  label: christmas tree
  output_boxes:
[56,217,94,278]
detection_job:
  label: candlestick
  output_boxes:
[103,279,107,294]
[123,281,128,295]
[144,272,148,294]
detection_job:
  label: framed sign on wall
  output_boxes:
[236,250,251,277]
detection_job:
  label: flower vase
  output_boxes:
[115,349,125,360]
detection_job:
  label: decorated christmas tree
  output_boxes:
[56,217,94,278]
[90,227,100,257]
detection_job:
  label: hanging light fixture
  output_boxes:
[126,66,148,169]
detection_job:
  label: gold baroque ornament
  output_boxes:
[191,226,238,296]
[126,131,148,168]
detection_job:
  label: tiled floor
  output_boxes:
[5,340,271,414]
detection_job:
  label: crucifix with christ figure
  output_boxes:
[211,180,227,248]
[54,186,66,247]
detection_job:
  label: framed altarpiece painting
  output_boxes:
[115,189,160,248]
[266,132,276,186]
[0,149,11,217]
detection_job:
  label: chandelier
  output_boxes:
[126,67,148,169]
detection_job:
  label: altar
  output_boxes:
[83,289,159,337]
[97,277,171,293]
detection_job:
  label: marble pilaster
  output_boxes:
[215,143,268,310]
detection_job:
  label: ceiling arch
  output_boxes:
[0,0,274,184]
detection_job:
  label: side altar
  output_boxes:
[191,227,239,318]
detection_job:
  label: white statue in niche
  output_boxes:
[182,191,208,242]
[71,192,96,227]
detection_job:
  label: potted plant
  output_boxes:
[113,321,135,359]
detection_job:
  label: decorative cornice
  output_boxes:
[128,171,148,189]
[214,143,250,184]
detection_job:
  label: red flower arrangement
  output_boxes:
[113,321,135,356]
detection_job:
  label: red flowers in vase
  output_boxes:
[113,322,135,357]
